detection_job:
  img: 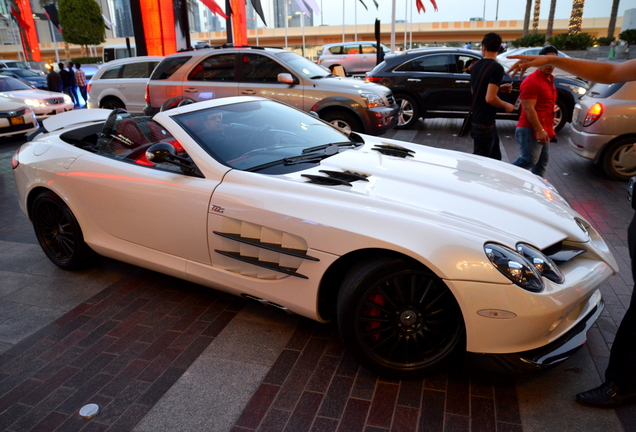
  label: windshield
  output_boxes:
[4,61,30,69]
[0,76,34,91]
[276,52,331,78]
[174,100,356,173]
[11,69,39,78]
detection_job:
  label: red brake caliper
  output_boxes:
[364,293,385,342]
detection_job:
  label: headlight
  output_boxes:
[516,243,564,284]
[24,98,46,108]
[560,83,587,96]
[360,93,384,108]
[484,243,544,292]
[63,95,73,104]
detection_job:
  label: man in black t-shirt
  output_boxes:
[469,33,514,160]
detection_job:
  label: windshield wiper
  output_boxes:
[246,144,342,173]
[302,141,361,154]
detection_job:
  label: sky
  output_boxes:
[256,0,636,28]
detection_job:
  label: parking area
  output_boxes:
[0,118,635,432]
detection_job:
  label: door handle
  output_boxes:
[241,90,257,95]
[184,88,198,93]
[407,78,420,82]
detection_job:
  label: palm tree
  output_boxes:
[523,0,532,37]
[532,0,541,35]
[568,0,584,33]
[608,0,620,39]
[546,0,557,41]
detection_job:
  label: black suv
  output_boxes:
[366,48,588,131]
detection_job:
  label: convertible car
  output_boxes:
[12,97,617,378]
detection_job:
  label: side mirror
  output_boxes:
[145,143,176,163]
[278,73,296,84]
[309,111,319,118]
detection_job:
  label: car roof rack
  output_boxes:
[212,44,284,50]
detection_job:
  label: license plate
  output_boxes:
[9,116,24,125]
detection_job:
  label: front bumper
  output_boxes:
[34,104,74,120]
[467,297,604,374]
[364,105,399,135]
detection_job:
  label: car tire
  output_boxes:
[601,137,636,181]
[553,98,567,133]
[394,94,420,129]
[321,111,363,133]
[337,256,465,379]
[31,190,93,270]
[100,98,125,110]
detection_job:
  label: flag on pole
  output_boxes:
[10,4,29,31]
[416,0,438,13]
[250,0,267,26]
[43,4,61,33]
[200,0,228,20]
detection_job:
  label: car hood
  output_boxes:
[0,89,67,102]
[284,139,588,249]
[312,76,392,95]
[0,98,28,111]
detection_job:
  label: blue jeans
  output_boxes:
[512,127,549,178]
[470,123,501,160]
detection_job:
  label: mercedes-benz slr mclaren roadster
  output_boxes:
[12,96,617,378]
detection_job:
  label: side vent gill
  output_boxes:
[302,170,370,187]
[372,144,415,158]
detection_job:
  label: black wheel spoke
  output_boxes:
[363,299,393,316]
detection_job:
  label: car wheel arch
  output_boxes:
[598,134,636,180]
[315,104,365,132]
[100,96,126,110]
[316,248,453,322]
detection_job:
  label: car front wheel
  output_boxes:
[394,94,420,129]
[601,137,636,181]
[321,111,362,134]
[553,98,567,133]
[337,256,465,379]
[31,191,93,270]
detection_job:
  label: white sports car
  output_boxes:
[12,96,617,378]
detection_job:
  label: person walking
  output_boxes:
[66,62,78,106]
[46,64,62,92]
[58,62,77,106]
[74,63,87,106]
[609,39,616,60]
[509,53,636,408]
[468,32,514,160]
[511,45,558,178]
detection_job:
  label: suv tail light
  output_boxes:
[365,76,382,83]
[583,103,603,127]
[87,84,91,94]
[145,84,150,104]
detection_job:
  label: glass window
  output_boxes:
[188,54,235,81]
[327,46,342,55]
[454,55,478,73]
[396,55,450,73]
[361,45,377,54]
[343,45,360,55]
[121,62,156,79]
[241,54,288,83]
[101,66,121,79]
[150,56,192,80]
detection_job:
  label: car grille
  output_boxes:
[45,97,65,105]
[386,92,396,106]
[0,107,26,118]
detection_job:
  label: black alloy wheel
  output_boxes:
[31,191,92,270]
[337,257,465,379]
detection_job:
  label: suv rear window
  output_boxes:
[396,54,450,73]
[121,62,158,79]
[586,82,625,99]
[101,66,121,79]
[189,54,235,81]
[242,54,287,83]
[150,56,191,80]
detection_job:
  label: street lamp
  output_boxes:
[295,11,305,58]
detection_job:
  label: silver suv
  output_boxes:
[143,46,398,135]
[87,56,162,113]
[318,41,389,76]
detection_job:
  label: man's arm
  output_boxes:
[507,56,636,84]
[520,99,548,144]
[485,83,515,112]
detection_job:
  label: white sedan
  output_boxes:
[0,76,73,120]
[12,97,617,378]
[0,96,38,137]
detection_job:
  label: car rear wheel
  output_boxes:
[394,94,420,129]
[31,191,93,270]
[601,137,636,181]
[553,98,567,133]
[100,97,125,110]
[337,256,465,379]
[321,111,362,134]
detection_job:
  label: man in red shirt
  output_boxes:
[511,45,558,178]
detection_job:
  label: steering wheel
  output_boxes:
[246,125,274,148]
